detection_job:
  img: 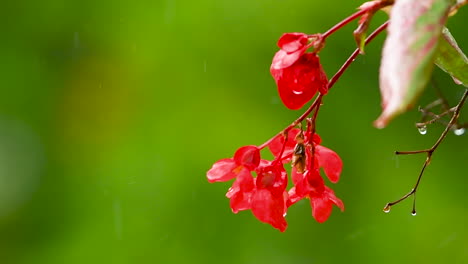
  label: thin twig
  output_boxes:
[416,107,456,127]
[384,89,468,214]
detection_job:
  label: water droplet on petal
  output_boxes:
[283,212,287,217]
[383,204,391,213]
[292,90,303,95]
[454,127,465,136]
[418,126,427,135]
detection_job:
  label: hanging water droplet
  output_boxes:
[283,212,287,217]
[411,211,417,216]
[454,127,465,136]
[383,204,391,213]
[418,126,427,135]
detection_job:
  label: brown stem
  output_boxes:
[384,89,468,214]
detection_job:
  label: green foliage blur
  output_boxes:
[0,1,467,263]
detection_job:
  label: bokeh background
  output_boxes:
[0,0,467,263]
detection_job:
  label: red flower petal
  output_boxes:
[310,194,333,223]
[324,186,344,211]
[291,167,303,186]
[207,159,239,183]
[273,53,328,110]
[306,168,325,193]
[226,168,255,213]
[316,145,342,183]
[312,133,321,145]
[309,185,344,223]
[271,47,310,72]
[271,33,310,71]
[287,187,301,206]
[251,189,288,232]
[233,145,260,170]
[277,33,309,53]
[256,162,288,196]
[268,128,301,161]
[291,168,314,198]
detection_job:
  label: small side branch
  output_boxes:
[384,89,468,215]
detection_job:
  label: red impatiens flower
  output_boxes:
[207,145,260,183]
[268,129,341,182]
[271,33,329,110]
[267,128,344,222]
[207,146,289,231]
[288,143,344,223]
[289,167,344,223]
[250,161,288,231]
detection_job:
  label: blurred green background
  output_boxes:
[0,0,467,263]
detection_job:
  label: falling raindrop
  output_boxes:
[418,126,427,135]
[383,204,391,213]
[454,127,465,136]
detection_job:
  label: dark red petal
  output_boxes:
[251,189,288,232]
[233,145,260,170]
[310,194,333,223]
[277,33,308,53]
[226,168,255,213]
[316,145,342,183]
[268,128,300,160]
[324,186,344,211]
[207,159,238,183]
[275,53,327,110]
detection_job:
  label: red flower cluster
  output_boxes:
[207,129,343,232]
[270,33,328,110]
[207,31,344,231]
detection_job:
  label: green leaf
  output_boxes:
[375,0,455,128]
[434,27,468,87]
